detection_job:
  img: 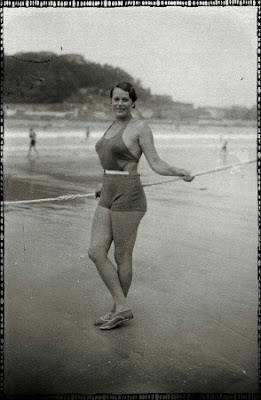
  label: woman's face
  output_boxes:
[111,87,133,119]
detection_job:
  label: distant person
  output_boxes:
[222,139,228,152]
[27,128,39,159]
[220,136,228,164]
[88,82,194,330]
[86,126,91,139]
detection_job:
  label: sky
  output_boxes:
[3,6,258,108]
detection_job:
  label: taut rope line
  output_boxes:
[142,158,257,188]
[4,159,257,206]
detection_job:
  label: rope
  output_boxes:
[4,192,95,205]
[143,158,257,187]
[4,159,257,206]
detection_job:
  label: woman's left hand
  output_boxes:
[179,169,195,182]
[183,175,194,182]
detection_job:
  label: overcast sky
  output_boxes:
[3,6,257,108]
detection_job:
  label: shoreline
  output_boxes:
[4,116,257,131]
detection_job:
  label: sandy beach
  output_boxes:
[3,120,258,394]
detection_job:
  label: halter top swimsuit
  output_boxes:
[95,119,139,171]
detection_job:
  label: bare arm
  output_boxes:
[138,122,193,179]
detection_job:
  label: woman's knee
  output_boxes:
[88,246,107,263]
[88,246,96,262]
[114,247,133,266]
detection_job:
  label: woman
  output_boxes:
[88,82,194,330]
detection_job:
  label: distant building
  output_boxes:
[224,105,250,120]
[197,106,226,120]
[3,103,78,119]
[172,102,195,119]
[148,96,196,120]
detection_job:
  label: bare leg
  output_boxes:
[112,211,146,297]
[34,146,39,158]
[27,145,32,158]
[88,206,129,313]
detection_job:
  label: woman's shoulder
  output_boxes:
[130,118,151,134]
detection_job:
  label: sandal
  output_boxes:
[94,312,113,326]
[100,309,133,330]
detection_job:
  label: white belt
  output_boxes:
[104,170,129,175]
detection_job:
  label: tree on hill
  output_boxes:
[3,52,151,104]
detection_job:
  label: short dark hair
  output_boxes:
[110,82,137,103]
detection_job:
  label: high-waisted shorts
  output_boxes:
[98,174,147,212]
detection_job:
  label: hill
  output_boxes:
[3,52,256,124]
[3,52,152,104]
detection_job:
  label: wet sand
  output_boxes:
[3,125,258,394]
